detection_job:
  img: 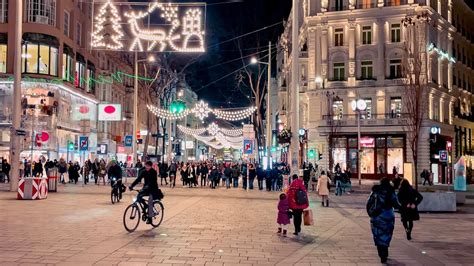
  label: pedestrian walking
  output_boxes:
[169,162,177,188]
[367,177,400,264]
[287,174,309,236]
[2,159,10,183]
[317,171,330,207]
[200,163,208,187]
[248,163,256,190]
[231,163,240,188]
[397,179,423,240]
[224,164,232,189]
[277,193,290,237]
[257,165,265,190]
[241,163,248,189]
[159,162,169,186]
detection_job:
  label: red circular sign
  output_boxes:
[104,105,116,114]
[79,105,89,114]
[40,132,49,142]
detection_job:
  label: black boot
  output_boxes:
[326,200,329,207]
[321,201,325,206]
[406,229,412,240]
[277,228,282,234]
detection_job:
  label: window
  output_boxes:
[0,0,7,23]
[27,0,57,26]
[390,23,401,43]
[21,42,58,76]
[75,56,85,89]
[361,98,372,119]
[332,100,343,120]
[64,11,70,37]
[76,21,82,46]
[362,26,372,44]
[86,63,96,93]
[390,97,402,118]
[361,61,373,80]
[333,62,345,81]
[62,53,73,82]
[335,0,344,10]
[433,99,440,121]
[0,44,6,73]
[389,59,402,78]
[335,28,344,46]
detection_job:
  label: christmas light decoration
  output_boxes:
[177,124,243,137]
[192,100,211,121]
[91,1,205,52]
[427,43,456,63]
[91,0,125,50]
[213,107,257,121]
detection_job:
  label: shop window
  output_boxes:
[390,23,401,43]
[387,137,403,148]
[335,28,344,47]
[0,44,6,73]
[376,137,386,147]
[0,0,7,23]
[389,59,402,78]
[361,98,372,119]
[332,148,347,172]
[333,63,345,81]
[377,148,386,174]
[21,42,59,76]
[86,63,96,94]
[26,0,56,26]
[332,99,344,120]
[387,148,403,174]
[390,97,402,117]
[348,138,358,148]
[362,26,372,44]
[349,148,358,173]
[361,60,373,80]
[62,53,74,82]
[361,148,375,174]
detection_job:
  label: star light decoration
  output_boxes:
[193,101,211,121]
[91,1,205,53]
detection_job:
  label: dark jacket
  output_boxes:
[369,183,400,247]
[107,164,122,179]
[397,187,423,221]
[131,168,160,196]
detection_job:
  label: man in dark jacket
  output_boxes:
[159,162,169,185]
[2,159,10,183]
[129,161,160,224]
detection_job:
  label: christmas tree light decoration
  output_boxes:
[91,0,125,50]
[193,100,211,121]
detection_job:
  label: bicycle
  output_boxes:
[110,177,123,204]
[123,189,164,232]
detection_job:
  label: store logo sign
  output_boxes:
[430,126,441,135]
[360,137,374,148]
[439,150,448,162]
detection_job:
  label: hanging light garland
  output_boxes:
[148,101,256,121]
[177,123,243,137]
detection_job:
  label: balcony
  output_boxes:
[357,3,377,9]
[385,0,407,7]
[321,113,409,127]
[328,5,349,11]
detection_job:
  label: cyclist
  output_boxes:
[108,160,123,199]
[129,161,160,224]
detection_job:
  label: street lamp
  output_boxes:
[315,76,324,89]
[133,54,156,167]
[250,41,272,170]
[351,99,367,185]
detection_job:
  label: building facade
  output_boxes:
[277,0,473,183]
[0,0,151,165]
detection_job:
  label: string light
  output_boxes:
[213,107,257,121]
[177,124,243,137]
[193,100,211,121]
[427,43,456,63]
[91,0,125,50]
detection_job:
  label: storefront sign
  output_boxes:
[360,137,374,148]
[97,144,108,154]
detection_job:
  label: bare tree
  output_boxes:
[401,12,431,189]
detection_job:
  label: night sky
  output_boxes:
[175,0,292,108]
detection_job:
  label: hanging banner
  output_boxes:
[71,103,97,121]
[243,139,253,155]
[91,1,206,53]
[98,104,122,121]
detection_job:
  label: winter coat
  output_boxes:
[287,178,309,210]
[369,184,400,247]
[277,197,291,225]
[316,174,330,196]
[397,187,423,222]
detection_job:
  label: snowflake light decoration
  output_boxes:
[207,123,219,136]
[193,101,211,121]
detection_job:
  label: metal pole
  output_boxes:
[290,0,300,175]
[184,115,187,162]
[30,116,34,177]
[133,51,138,166]
[9,0,23,191]
[266,41,272,170]
[167,118,172,163]
[357,111,362,185]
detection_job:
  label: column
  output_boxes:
[290,0,300,174]
[321,24,328,82]
[376,19,385,83]
[447,34,453,91]
[315,26,322,82]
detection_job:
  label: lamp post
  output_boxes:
[315,76,324,89]
[133,53,155,168]
[250,41,272,170]
[351,99,367,185]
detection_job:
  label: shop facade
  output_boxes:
[331,134,406,179]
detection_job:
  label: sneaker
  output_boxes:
[381,257,387,263]
[293,232,298,236]
[277,228,282,234]
[146,218,152,224]
[283,230,287,237]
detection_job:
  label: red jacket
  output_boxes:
[287,178,309,210]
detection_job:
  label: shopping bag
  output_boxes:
[303,209,314,226]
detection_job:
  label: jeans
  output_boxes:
[225,177,230,188]
[265,178,272,191]
[233,177,238,188]
[258,179,264,190]
[201,174,207,186]
[292,209,303,233]
[248,178,254,189]
[242,176,247,189]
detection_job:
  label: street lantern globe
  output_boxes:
[315,76,323,84]
[351,99,367,111]
[250,57,258,64]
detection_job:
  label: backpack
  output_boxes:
[366,191,383,217]
[295,189,308,205]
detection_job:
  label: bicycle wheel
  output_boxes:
[123,203,140,232]
[150,200,164,228]
[111,190,116,204]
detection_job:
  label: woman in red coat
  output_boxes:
[287,174,309,235]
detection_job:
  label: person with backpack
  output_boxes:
[287,174,309,236]
[397,179,423,240]
[366,177,400,264]
[317,171,330,207]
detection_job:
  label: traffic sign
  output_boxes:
[439,150,448,162]
[124,135,133,147]
[79,136,89,151]
[243,139,253,155]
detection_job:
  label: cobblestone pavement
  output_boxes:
[1,182,473,266]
